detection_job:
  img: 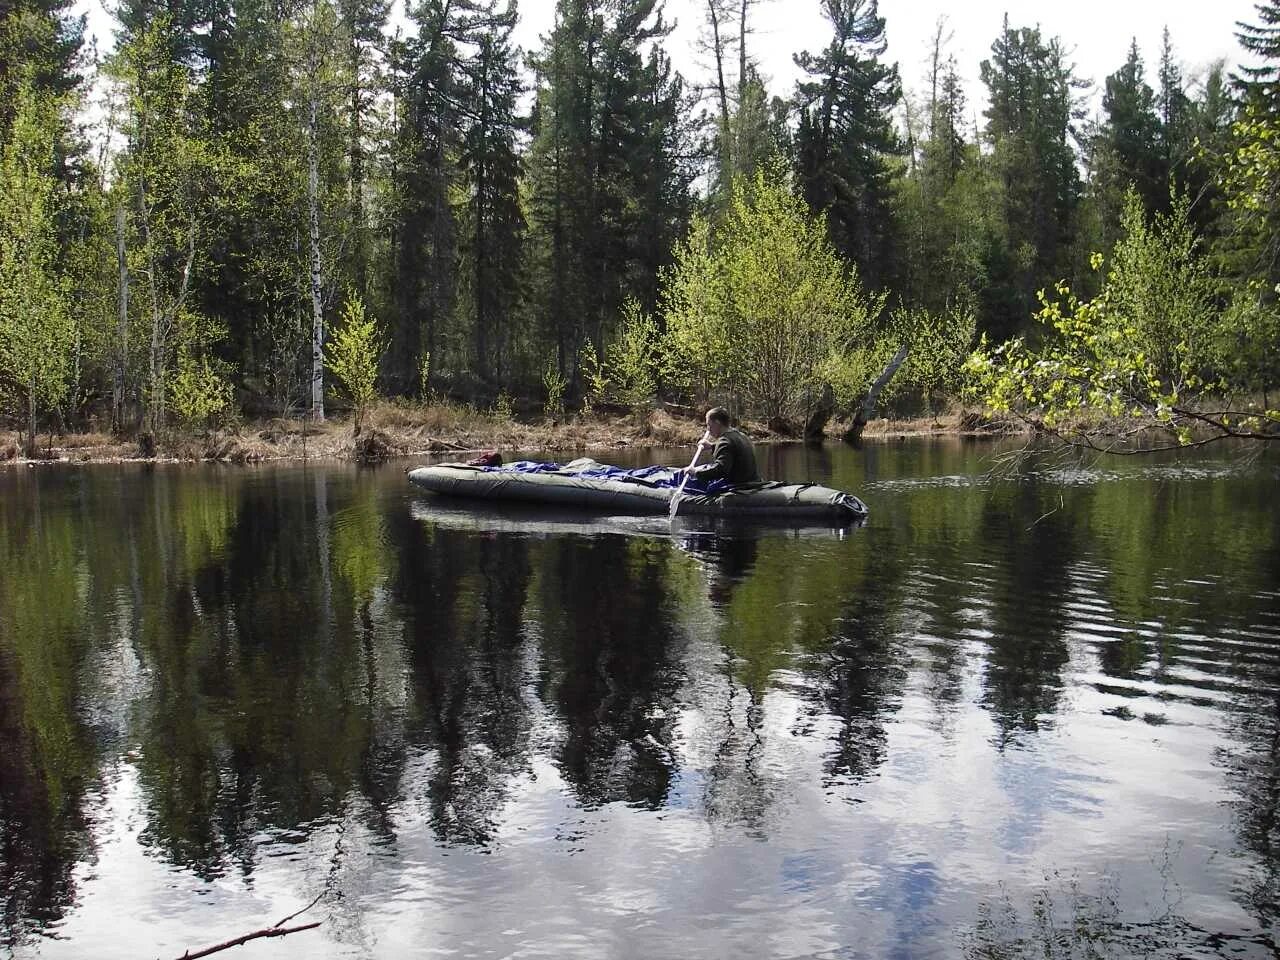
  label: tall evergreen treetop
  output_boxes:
[1235,0,1280,107]
[1099,38,1163,211]
[457,0,524,380]
[978,17,1083,339]
[0,0,83,135]
[1157,26,1191,169]
[793,0,901,289]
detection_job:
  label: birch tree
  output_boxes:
[0,79,72,455]
[113,17,228,434]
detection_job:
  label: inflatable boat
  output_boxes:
[407,458,868,523]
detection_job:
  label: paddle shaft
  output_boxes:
[669,434,710,518]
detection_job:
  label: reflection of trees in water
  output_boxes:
[122,470,413,876]
[390,514,536,845]
[534,537,686,809]
[977,485,1077,744]
[691,526,913,825]
[8,450,1280,948]
[1200,535,1280,930]
[1222,694,1280,930]
[1076,465,1280,932]
[0,653,93,948]
[0,482,101,946]
[821,589,908,787]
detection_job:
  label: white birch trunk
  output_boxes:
[308,88,325,421]
[114,205,129,432]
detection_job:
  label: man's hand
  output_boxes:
[696,431,712,450]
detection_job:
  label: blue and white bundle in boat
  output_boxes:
[408,457,868,523]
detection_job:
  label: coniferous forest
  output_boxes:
[1,0,1278,453]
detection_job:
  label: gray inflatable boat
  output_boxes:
[407,458,868,523]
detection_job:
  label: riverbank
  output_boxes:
[0,402,1013,467]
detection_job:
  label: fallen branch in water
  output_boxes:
[172,893,324,960]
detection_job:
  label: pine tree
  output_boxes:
[0,0,83,135]
[1235,0,1280,108]
[194,0,314,410]
[895,45,992,315]
[524,0,690,387]
[338,0,388,300]
[457,3,523,381]
[792,0,901,291]
[1157,27,1192,175]
[978,17,1083,339]
[1100,40,1164,211]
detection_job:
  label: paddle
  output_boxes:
[670,431,710,519]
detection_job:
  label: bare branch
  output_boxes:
[173,922,321,960]
[171,894,326,960]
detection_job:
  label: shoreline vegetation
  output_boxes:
[0,403,1014,468]
[2,3,1277,463]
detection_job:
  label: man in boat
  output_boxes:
[685,407,760,485]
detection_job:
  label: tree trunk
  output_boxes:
[845,345,909,445]
[706,0,730,166]
[308,87,325,421]
[138,206,164,436]
[114,205,129,433]
[26,391,37,458]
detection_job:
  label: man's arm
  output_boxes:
[692,437,733,481]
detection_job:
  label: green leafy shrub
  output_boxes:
[325,292,386,435]
[579,340,608,413]
[660,161,885,427]
[170,350,234,430]
[542,363,567,417]
[605,298,659,408]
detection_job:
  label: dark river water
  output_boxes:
[2,440,1279,959]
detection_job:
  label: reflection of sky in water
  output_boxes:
[2,443,1279,958]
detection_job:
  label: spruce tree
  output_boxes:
[792,0,901,291]
[1100,40,1164,212]
[524,0,690,387]
[1235,0,1280,108]
[457,3,523,381]
[1157,27,1192,174]
[979,18,1083,339]
[0,0,83,134]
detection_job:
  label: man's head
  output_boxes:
[705,406,731,439]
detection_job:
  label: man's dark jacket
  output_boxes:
[692,428,760,484]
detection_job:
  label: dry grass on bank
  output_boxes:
[0,400,1013,468]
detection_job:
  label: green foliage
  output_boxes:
[887,304,980,412]
[1220,284,1280,393]
[0,78,72,453]
[113,15,248,432]
[418,350,432,400]
[979,19,1083,340]
[169,349,234,431]
[661,163,885,426]
[966,189,1278,448]
[167,309,233,431]
[5,0,1274,438]
[604,299,659,408]
[1212,107,1280,298]
[325,293,385,434]
[541,363,567,418]
[793,0,902,288]
[492,389,514,421]
[523,0,692,388]
[1107,189,1219,381]
[579,339,608,413]
[820,303,977,416]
